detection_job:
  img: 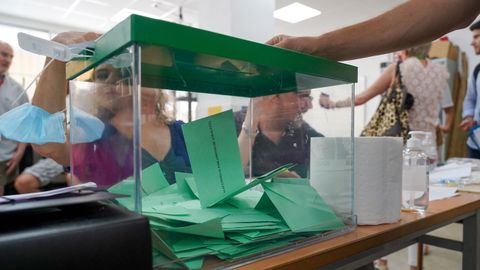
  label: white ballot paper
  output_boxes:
[0,182,97,204]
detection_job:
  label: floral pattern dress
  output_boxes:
[400,57,449,142]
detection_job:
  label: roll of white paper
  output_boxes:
[310,137,403,225]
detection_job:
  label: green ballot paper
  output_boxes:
[142,163,169,195]
[182,110,245,207]
[260,182,344,232]
[182,110,296,207]
[212,163,295,206]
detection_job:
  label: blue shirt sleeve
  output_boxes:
[463,76,477,118]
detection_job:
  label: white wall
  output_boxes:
[196,0,275,119]
[231,0,275,43]
[448,28,480,76]
[199,0,274,42]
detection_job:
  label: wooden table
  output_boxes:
[235,192,480,270]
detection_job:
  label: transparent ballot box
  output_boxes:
[66,15,357,269]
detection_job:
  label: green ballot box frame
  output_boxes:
[66,14,357,269]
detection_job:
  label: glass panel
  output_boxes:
[138,71,355,268]
[68,27,355,268]
[305,83,355,222]
[69,46,137,210]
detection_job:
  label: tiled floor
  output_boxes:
[385,223,462,270]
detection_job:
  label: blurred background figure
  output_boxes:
[236,90,322,178]
[320,43,453,145]
[14,158,65,194]
[460,21,480,158]
[0,40,28,195]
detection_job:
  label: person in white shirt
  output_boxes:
[0,41,28,195]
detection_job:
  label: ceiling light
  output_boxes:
[274,2,321,24]
[111,8,163,23]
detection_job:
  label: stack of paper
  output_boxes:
[108,110,344,269]
[429,163,472,183]
[110,172,342,269]
[0,182,98,204]
[429,186,458,201]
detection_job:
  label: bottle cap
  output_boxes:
[406,136,422,149]
[408,130,430,147]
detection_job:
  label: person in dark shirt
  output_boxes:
[236,90,323,178]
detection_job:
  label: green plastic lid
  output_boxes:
[67,15,357,97]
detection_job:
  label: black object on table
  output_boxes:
[0,192,152,270]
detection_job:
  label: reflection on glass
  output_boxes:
[236,90,323,178]
[70,61,192,188]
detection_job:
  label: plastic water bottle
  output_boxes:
[410,131,438,172]
[422,132,438,171]
[402,133,429,211]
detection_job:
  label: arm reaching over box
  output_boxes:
[267,0,480,60]
[31,32,99,165]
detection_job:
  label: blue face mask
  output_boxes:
[0,104,106,145]
[0,103,66,144]
[70,107,105,144]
